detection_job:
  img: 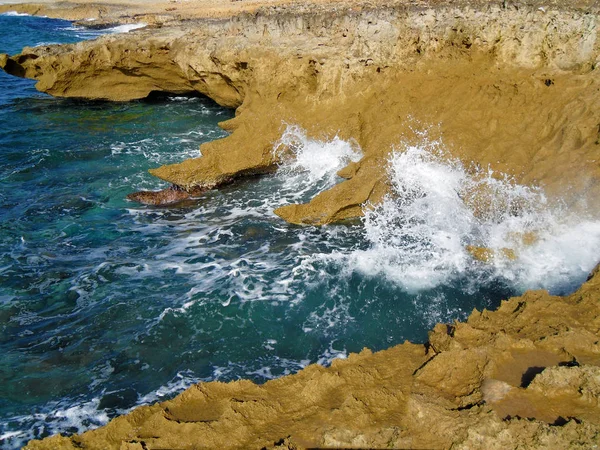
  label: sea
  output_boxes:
[1,13,599,448]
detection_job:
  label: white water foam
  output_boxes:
[1,11,30,16]
[127,126,361,249]
[122,125,365,351]
[62,22,146,40]
[106,23,146,33]
[274,125,362,185]
[0,398,109,448]
[328,135,600,295]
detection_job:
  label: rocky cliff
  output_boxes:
[2,1,600,223]
[24,264,600,449]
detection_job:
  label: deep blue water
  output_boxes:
[1,13,598,448]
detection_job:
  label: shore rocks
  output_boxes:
[24,263,600,449]
[2,1,600,448]
[1,3,599,221]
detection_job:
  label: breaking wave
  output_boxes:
[330,134,600,295]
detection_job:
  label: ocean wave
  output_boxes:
[106,23,146,33]
[0,11,30,17]
[320,133,600,295]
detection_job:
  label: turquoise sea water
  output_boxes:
[1,14,599,448]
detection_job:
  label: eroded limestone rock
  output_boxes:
[2,3,600,223]
[23,264,600,449]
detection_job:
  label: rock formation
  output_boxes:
[1,1,599,222]
[23,264,600,449]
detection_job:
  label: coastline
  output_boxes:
[24,265,600,449]
[3,0,600,223]
[1,0,600,448]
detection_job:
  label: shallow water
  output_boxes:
[1,14,599,448]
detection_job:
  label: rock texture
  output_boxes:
[24,264,600,449]
[2,1,600,222]
[126,184,202,205]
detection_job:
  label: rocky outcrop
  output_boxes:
[1,2,600,222]
[24,264,600,449]
[126,184,199,205]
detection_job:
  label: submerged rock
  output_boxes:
[126,184,196,205]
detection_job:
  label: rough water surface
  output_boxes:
[1,14,600,449]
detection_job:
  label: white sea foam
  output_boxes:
[0,398,109,448]
[315,342,348,366]
[62,22,145,39]
[1,11,30,16]
[107,23,146,33]
[125,125,363,312]
[274,124,362,185]
[0,431,24,441]
[325,135,600,295]
[168,96,202,102]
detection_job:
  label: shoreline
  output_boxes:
[2,0,600,448]
[24,264,600,449]
[3,2,600,221]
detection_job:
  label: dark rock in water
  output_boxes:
[127,184,200,205]
[72,20,120,30]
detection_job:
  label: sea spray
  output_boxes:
[126,125,366,311]
[324,134,600,295]
[272,124,363,203]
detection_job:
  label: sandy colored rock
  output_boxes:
[467,245,517,262]
[1,2,600,223]
[23,263,600,449]
[2,1,600,448]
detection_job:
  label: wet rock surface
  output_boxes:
[126,185,195,205]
